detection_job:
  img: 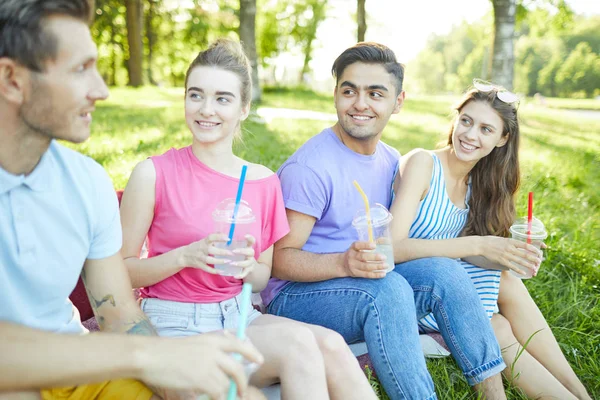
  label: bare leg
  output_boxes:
[280,318,377,400]
[246,315,329,400]
[492,313,577,399]
[497,273,591,399]
[249,315,376,400]
[245,386,267,400]
[472,374,507,400]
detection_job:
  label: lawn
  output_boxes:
[70,86,599,399]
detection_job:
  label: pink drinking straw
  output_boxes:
[527,192,533,245]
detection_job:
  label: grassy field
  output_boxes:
[72,86,599,399]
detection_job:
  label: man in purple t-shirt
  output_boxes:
[264,43,507,400]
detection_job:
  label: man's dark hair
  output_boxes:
[331,42,405,95]
[0,0,93,72]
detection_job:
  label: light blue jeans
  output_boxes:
[267,257,506,400]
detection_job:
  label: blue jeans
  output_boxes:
[267,257,505,400]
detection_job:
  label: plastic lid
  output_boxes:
[512,215,545,230]
[351,203,393,228]
[212,198,256,224]
[509,215,547,239]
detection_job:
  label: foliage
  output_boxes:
[257,0,328,82]
[555,42,600,98]
[410,5,600,98]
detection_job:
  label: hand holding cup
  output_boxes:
[482,235,543,277]
[179,233,233,275]
[343,241,389,279]
[228,234,258,279]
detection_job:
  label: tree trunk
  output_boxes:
[239,0,261,102]
[126,0,143,86]
[145,0,156,85]
[357,0,366,42]
[491,0,516,89]
[300,2,327,84]
[110,21,116,86]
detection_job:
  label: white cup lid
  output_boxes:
[212,198,256,224]
[352,203,393,228]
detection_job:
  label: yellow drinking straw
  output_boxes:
[352,180,374,243]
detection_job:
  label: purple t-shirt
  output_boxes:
[262,128,400,305]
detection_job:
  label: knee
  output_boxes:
[283,325,322,361]
[376,273,415,305]
[426,258,475,295]
[498,272,529,307]
[318,329,354,361]
[491,314,516,347]
[430,257,469,281]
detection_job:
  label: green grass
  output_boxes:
[541,97,600,111]
[68,86,599,399]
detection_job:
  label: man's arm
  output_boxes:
[0,322,262,398]
[0,253,263,396]
[272,209,388,281]
[0,321,145,392]
[81,252,155,335]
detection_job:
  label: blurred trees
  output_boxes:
[91,0,596,98]
[410,6,599,98]
[92,0,328,91]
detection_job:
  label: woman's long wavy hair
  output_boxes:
[448,89,520,238]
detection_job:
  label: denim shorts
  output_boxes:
[140,295,263,337]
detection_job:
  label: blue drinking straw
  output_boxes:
[227,165,248,245]
[227,283,253,400]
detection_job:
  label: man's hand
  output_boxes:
[140,332,264,400]
[342,241,389,279]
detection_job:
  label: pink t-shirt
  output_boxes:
[140,146,290,303]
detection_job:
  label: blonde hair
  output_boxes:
[184,38,252,108]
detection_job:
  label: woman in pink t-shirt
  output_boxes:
[120,39,376,400]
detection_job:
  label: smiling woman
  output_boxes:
[390,83,592,399]
[118,38,378,400]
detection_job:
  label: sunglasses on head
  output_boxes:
[473,78,520,106]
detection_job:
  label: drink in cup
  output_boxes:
[352,203,395,273]
[509,215,548,279]
[212,198,256,276]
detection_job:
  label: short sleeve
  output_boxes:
[260,176,290,253]
[87,162,122,259]
[277,162,328,220]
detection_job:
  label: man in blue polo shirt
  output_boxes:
[0,1,262,399]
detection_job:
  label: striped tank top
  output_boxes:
[409,152,501,333]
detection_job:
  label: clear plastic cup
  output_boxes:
[352,204,395,273]
[509,216,548,279]
[212,199,256,276]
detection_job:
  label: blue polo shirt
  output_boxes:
[0,141,121,334]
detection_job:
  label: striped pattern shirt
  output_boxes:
[409,152,501,333]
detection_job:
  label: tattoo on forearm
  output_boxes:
[126,318,158,336]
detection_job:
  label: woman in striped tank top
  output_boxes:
[390,84,590,399]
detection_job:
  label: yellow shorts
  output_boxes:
[40,378,153,400]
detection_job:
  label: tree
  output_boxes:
[125,0,143,86]
[239,0,261,102]
[357,0,366,42]
[555,42,600,97]
[490,0,517,89]
[290,0,328,83]
[92,0,127,86]
[145,0,159,85]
